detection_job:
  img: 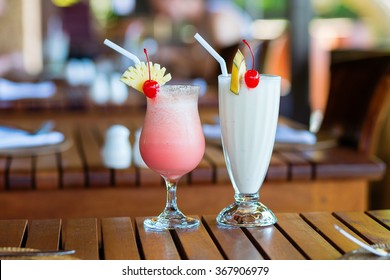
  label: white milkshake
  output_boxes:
[217,74,281,227]
[219,74,281,194]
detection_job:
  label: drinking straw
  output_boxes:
[104,39,141,64]
[194,33,228,76]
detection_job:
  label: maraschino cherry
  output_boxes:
[142,48,159,98]
[242,39,260,88]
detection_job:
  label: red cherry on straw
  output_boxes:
[242,39,260,88]
[142,48,159,98]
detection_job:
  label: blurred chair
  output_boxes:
[317,50,390,210]
[318,50,390,155]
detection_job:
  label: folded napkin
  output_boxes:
[203,123,317,145]
[0,78,56,101]
[275,124,316,145]
[0,126,64,149]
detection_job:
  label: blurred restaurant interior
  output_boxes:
[0,0,390,218]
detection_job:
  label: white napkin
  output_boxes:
[275,124,316,145]
[202,124,221,140]
[0,126,64,149]
[203,123,317,145]
[0,78,56,101]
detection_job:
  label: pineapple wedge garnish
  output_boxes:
[120,62,171,94]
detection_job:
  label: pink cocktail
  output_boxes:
[140,85,205,230]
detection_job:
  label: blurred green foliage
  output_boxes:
[234,0,286,18]
[233,0,359,19]
[315,3,359,18]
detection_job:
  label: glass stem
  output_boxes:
[163,178,179,213]
[234,193,259,204]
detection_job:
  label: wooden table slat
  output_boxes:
[275,151,312,180]
[301,212,363,253]
[246,224,306,260]
[138,168,163,186]
[8,157,33,190]
[204,145,229,183]
[175,216,224,260]
[0,157,7,190]
[189,157,213,184]
[302,147,385,179]
[0,210,390,260]
[0,220,27,247]
[276,213,342,260]
[64,218,99,260]
[367,209,390,228]
[101,217,140,260]
[57,122,85,188]
[202,215,264,260]
[334,211,390,244]
[78,125,110,187]
[26,219,61,250]
[266,154,289,181]
[135,217,181,260]
[35,154,60,190]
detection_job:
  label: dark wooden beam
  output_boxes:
[287,0,312,125]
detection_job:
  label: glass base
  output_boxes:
[216,193,277,227]
[144,210,200,231]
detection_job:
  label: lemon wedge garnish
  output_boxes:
[120,62,172,93]
[230,50,246,95]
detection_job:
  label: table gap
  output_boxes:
[73,126,89,188]
[200,216,228,260]
[23,222,29,247]
[98,221,105,260]
[31,155,37,190]
[134,166,141,187]
[59,223,64,250]
[299,213,345,254]
[241,228,271,260]
[134,220,146,260]
[56,152,64,189]
[169,230,188,260]
[4,156,11,190]
[273,151,293,181]
[331,212,374,244]
[365,211,390,230]
[20,221,29,248]
[297,152,317,180]
[274,223,310,259]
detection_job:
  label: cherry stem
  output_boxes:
[144,48,151,81]
[242,39,255,70]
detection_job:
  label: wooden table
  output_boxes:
[0,209,389,260]
[0,109,386,219]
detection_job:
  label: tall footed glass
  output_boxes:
[217,74,281,227]
[140,85,205,230]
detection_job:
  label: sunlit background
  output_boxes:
[0,0,389,123]
[1,0,389,100]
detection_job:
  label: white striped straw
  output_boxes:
[194,33,228,76]
[104,39,141,64]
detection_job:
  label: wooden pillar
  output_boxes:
[287,0,312,125]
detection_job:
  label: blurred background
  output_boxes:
[1,0,390,115]
[0,0,390,208]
